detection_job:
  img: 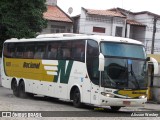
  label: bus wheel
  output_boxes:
[19,81,27,98]
[11,80,19,97]
[73,88,82,108]
[110,106,121,111]
[26,93,34,98]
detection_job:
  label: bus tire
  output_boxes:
[73,88,82,108]
[110,106,121,111]
[26,93,34,98]
[19,81,27,98]
[11,80,19,97]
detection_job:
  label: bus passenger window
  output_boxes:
[15,44,24,58]
[24,44,35,59]
[3,44,10,57]
[8,44,16,58]
[62,48,71,59]
[48,47,57,59]
[47,42,60,60]
[72,40,85,62]
[34,43,46,59]
[60,41,71,60]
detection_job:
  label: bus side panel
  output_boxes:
[68,61,91,103]
[1,57,12,89]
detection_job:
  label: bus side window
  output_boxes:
[60,41,71,60]
[47,42,60,60]
[87,40,99,85]
[15,44,24,58]
[34,43,46,59]
[8,43,16,58]
[62,48,71,59]
[3,43,10,57]
[72,40,85,62]
[24,43,35,59]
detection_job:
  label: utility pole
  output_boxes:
[151,17,157,54]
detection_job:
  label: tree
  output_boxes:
[0,0,47,41]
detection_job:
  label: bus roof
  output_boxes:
[4,33,143,45]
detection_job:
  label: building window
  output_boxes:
[51,25,65,33]
[115,26,123,37]
[93,27,105,33]
[67,28,71,33]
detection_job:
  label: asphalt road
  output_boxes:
[0,86,159,120]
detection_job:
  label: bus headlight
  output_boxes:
[139,95,146,99]
[101,92,114,98]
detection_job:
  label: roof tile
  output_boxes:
[127,19,145,26]
[43,5,72,23]
[86,8,125,18]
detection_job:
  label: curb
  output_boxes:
[146,101,159,104]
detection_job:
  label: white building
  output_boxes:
[42,0,73,34]
[76,7,126,37]
[115,8,160,54]
[73,7,160,54]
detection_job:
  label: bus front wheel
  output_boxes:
[73,88,82,108]
[19,81,27,98]
[11,80,19,97]
[110,106,121,111]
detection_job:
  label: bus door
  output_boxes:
[91,83,100,105]
[90,58,100,105]
[82,74,91,104]
[86,40,100,105]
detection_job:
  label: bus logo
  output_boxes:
[23,62,40,69]
[42,60,73,84]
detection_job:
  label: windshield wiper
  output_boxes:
[130,64,140,89]
[103,72,116,87]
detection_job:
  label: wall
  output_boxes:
[135,14,160,54]
[79,8,125,36]
[46,0,57,5]
[129,25,146,43]
[41,21,73,33]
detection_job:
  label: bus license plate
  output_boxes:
[123,101,131,105]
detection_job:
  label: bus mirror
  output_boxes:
[99,53,105,71]
[146,57,150,61]
[149,57,159,75]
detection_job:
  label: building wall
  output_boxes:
[77,8,160,54]
[135,14,160,54]
[73,16,80,33]
[129,25,146,43]
[112,17,126,37]
[79,8,125,36]
[46,0,57,5]
[41,21,73,34]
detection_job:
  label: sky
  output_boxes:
[57,0,160,16]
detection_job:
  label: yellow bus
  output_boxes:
[1,33,158,111]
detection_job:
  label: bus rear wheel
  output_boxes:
[19,81,27,98]
[73,88,82,108]
[11,80,19,97]
[110,106,121,111]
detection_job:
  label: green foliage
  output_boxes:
[0,0,47,41]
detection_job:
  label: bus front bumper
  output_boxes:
[99,95,147,107]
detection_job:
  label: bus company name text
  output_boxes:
[23,62,40,69]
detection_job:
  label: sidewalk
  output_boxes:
[144,102,160,111]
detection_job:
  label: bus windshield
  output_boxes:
[100,42,147,89]
[101,42,146,59]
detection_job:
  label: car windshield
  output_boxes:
[100,42,147,89]
[101,58,147,89]
[101,42,146,59]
